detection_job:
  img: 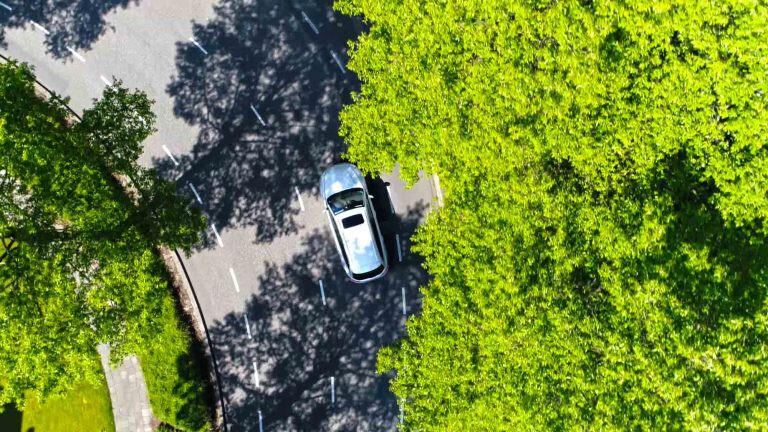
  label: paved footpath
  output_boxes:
[97,344,155,432]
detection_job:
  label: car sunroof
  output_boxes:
[342,214,364,229]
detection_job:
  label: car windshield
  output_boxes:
[328,188,365,214]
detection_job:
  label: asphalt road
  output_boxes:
[1,1,436,430]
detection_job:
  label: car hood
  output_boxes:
[321,163,365,199]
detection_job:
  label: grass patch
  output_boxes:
[21,359,114,432]
[136,286,212,432]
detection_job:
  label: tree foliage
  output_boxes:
[336,0,768,430]
[0,60,205,406]
[78,81,156,176]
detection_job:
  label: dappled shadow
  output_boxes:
[0,0,138,59]
[208,202,427,431]
[169,345,216,430]
[158,0,360,247]
[652,151,768,325]
[566,148,768,329]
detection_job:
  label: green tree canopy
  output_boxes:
[0,60,205,406]
[337,0,768,430]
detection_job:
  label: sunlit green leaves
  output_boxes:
[77,80,156,176]
[0,60,203,406]
[339,0,768,430]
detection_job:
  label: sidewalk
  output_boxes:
[97,344,155,432]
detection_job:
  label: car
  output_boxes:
[320,163,388,283]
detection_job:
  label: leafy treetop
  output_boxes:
[336,0,768,430]
[0,60,205,406]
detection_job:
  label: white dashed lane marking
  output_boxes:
[250,104,266,126]
[211,224,224,248]
[318,280,326,306]
[252,361,260,389]
[0,2,12,12]
[189,37,209,55]
[244,314,252,339]
[30,21,49,35]
[295,187,305,211]
[330,376,336,404]
[330,50,346,74]
[229,267,241,293]
[301,10,320,35]
[402,287,407,316]
[188,182,203,205]
[66,47,86,63]
[162,145,179,166]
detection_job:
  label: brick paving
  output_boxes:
[98,344,155,432]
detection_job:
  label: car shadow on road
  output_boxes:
[207,202,427,431]
[154,0,361,249]
[0,0,138,59]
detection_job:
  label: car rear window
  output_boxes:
[342,214,364,229]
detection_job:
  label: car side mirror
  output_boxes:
[369,194,374,199]
[384,182,390,186]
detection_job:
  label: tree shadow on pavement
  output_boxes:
[207,202,427,431]
[0,0,138,59]
[157,0,360,248]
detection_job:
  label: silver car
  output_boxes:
[320,163,388,283]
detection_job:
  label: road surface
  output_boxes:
[0,0,435,430]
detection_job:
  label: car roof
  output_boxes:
[334,207,382,275]
[321,163,365,199]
